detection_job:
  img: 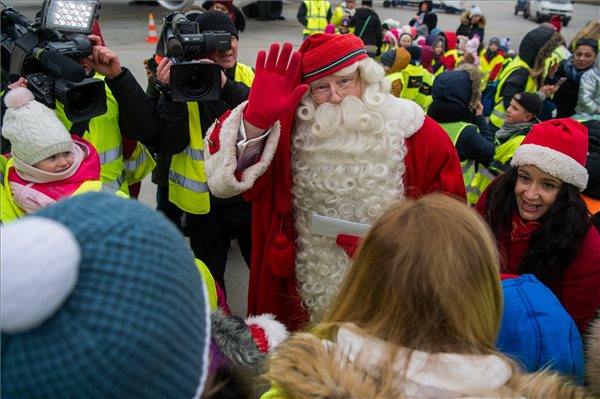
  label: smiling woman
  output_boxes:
[476,118,600,335]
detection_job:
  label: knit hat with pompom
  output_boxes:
[2,87,72,166]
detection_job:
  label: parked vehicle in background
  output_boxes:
[521,0,574,26]
[514,0,527,15]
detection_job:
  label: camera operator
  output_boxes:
[156,10,254,294]
[78,33,162,196]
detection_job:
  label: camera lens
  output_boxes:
[54,77,107,123]
[67,85,96,115]
[178,64,213,98]
[170,62,221,102]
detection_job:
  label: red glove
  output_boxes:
[441,55,456,71]
[336,234,362,258]
[243,42,309,130]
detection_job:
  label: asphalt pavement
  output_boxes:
[4,0,599,316]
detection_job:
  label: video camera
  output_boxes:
[1,0,107,123]
[157,11,231,102]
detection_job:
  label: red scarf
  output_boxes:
[510,212,541,242]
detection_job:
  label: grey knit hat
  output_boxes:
[2,87,72,166]
[1,193,211,398]
[380,48,396,68]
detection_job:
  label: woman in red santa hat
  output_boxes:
[203,34,466,330]
[476,118,600,335]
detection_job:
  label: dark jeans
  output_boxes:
[187,204,252,296]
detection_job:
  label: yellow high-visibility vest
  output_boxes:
[55,73,128,194]
[303,0,331,36]
[490,57,537,129]
[124,142,156,185]
[438,121,476,188]
[168,63,254,214]
[467,134,526,205]
[400,64,435,110]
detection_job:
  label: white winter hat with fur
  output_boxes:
[2,87,72,166]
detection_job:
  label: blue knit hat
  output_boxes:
[1,193,211,398]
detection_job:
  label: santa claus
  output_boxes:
[204,34,466,330]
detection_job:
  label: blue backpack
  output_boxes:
[481,80,499,117]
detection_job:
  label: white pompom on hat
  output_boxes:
[2,87,72,166]
[1,217,81,333]
[511,118,589,191]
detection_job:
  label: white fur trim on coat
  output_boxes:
[203,101,281,198]
[246,313,289,353]
[511,144,588,191]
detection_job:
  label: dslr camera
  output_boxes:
[1,0,107,123]
[157,11,231,102]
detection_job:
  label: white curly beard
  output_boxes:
[290,81,419,322]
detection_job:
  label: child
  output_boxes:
[1,87,102,219]
[400,46,435,110]
[398,31,413,49]
[427,65,495,190]
[480,37,505,87]
[574,52,600,120]
[262,194,590,397]
[468,91,543,205]
[380,47,411,97]
[460,35,481,66]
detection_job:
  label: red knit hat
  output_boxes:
[299,33,368,83]
[511,118,589,191]
[550,15,562,33]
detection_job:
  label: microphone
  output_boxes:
[34,49,86,83]
[167,37,183,58]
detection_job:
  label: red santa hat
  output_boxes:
[299,33,368,83]
[511,118,588,191]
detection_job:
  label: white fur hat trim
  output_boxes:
[1,217,81,333]
[246,313,289,353]
[511,143,588,191]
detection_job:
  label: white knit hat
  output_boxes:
[470,6,482,16]
[2,87,72,166]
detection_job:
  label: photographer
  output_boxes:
[156,10,254,293]
[0,4,163,195]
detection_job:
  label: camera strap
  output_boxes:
[69,119,91,138]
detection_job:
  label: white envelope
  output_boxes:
[311,213,372,238]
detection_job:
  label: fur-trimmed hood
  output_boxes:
[264,330,515,398]
[460,10,486,28]
[519,27,563,69]
[586,310,600,396]
[264,329,594,398]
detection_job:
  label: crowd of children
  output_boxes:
[1,1,600,397]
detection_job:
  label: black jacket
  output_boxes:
[428,70,495,164]
[582,120,600,200]
[409,2,437,33]
[349,6,382,50]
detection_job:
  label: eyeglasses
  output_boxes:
[309,71,361,101]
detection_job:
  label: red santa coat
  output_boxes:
[206,102,466,330]
[476,188,600,334]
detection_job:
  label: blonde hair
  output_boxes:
[313,194,502,354]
